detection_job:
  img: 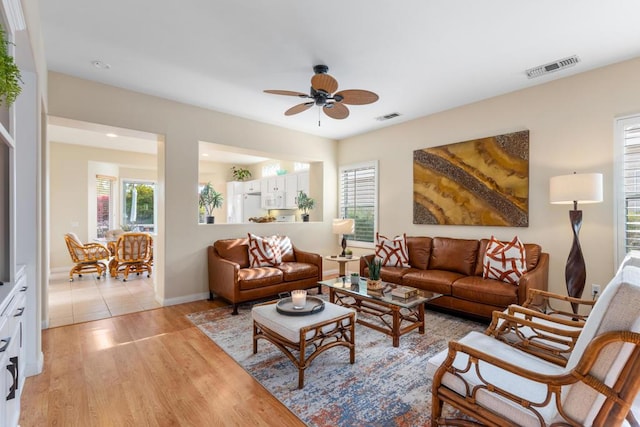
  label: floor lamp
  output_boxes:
[332,218,355,257]
[550,172,603,314]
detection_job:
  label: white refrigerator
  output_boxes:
[228,192,265,223]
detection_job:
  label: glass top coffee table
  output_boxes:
[319,278,442,347]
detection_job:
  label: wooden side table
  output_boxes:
[324,255,360,277]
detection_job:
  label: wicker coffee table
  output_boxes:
[251,299,356,388]
[320,278,441,347]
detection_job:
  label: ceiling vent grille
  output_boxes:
[376,112,401,121]
[525,55,580,79]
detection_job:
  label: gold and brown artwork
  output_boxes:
[413,130,529,226]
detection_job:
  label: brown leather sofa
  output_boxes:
[360,236,549,320]
[208,237,322,314]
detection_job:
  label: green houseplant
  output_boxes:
[231,166,252,181]
[365,258,384,290]
[199,182,224,224]
[0,25,21,107]
[350,272,360,285]
[297,190,315,222]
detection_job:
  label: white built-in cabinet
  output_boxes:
[0,266,26,427]
[0,2,43,426]
[226,171,310,215]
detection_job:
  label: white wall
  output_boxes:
[48,72,338,304]
[339,57,640,296]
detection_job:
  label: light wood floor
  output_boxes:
[20,300,305,426]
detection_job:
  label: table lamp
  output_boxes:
[550,172,603,313]
[332,218,355,257]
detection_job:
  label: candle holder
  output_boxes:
[291,290,307,309]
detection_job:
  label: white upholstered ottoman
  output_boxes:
[251,299,356,389]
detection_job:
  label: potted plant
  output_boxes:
[365,258,384,290]
[0,25,21,107]
[231,166,252,181]
[344,248,353,259]
[350,272,360,285]
[297,190,315,222]
[199,182,224,224]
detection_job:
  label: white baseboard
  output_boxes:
[161,292,210,307]
[323,267,339,277]
[26,351,44,377]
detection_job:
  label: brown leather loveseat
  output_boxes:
[360,236,549,320]
[208,236,322,314]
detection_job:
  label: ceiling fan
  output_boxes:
[264,65,379,120]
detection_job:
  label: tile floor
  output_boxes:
[48,269,161,328]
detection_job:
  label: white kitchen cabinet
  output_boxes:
[261,172,310,210]
[243,179,260,194]
[297,171,309,196]
[261,176,285,209]
[284,174,298,208]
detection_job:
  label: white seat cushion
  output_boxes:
[252,301,355,343]
[427,331,567,427]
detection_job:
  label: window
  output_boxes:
[262,163,280,177]
[339,161,378,246]
[96,175,115,238]
[294,162,310,171]
[122,180,156,233]
[616,115,640,265]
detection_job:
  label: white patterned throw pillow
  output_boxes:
[375,233,410,267]
[483,235,527,284]
[247,233,282,267]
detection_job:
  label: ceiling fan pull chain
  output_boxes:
[318,107,321,127]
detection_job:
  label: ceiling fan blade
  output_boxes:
[311,73,338,94]
[264,90,309,97]
[335,89,379,105]
[285,102,314,116]
[323,103,349,119]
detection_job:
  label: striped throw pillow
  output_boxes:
[483,236,527,284]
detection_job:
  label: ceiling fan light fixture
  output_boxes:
[264,65,378,121]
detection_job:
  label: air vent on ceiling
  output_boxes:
[525,55,580,79]
[376,112,401,121]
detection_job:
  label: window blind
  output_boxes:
[624,123,640,253]
[339,162,377,244]
[96,176,114,238]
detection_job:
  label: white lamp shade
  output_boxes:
[549,173,603,205]
[332,218,355,234]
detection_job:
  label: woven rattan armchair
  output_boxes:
[485,252,640,367]
[428,262,640,426]
[485,288,593,366]
[109,232,153,281]
[64,232,110,282]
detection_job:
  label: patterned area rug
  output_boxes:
[187,299,485,427]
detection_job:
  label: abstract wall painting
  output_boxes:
[413,130,529,227]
